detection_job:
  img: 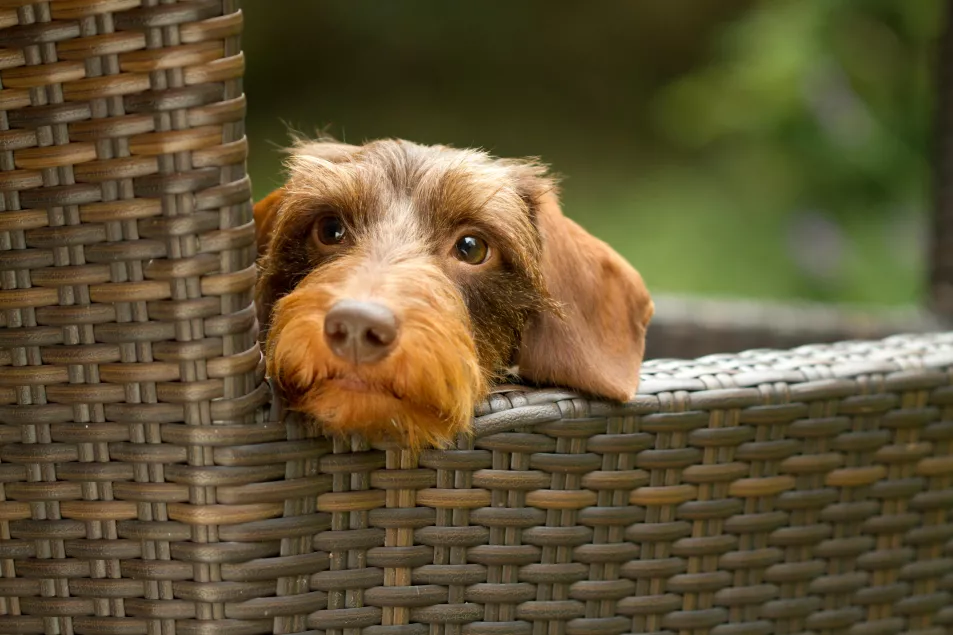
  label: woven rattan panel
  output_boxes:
[0,331,931,635]
[646,294,941,361]
[1,3,953,635]
[0,1,267,634]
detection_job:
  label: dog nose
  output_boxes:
[324,300,399,364]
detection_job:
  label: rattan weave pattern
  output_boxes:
[646,294,942,360]
[0,1,266,632]
[117,331,951,635]
[1,2,953,635]
[0,4,261,421]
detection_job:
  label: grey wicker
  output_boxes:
[646,294,943,360]
[0,1,950,635]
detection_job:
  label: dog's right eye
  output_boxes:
[313,215,347,246]
[453,235,490,265]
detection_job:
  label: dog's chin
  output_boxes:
[286,377,468,450]
[266,282,487,450]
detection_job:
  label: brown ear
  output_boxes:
[253,188,291,338]
[517,192,654,402]
[253,188,285,256]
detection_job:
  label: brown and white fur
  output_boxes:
[254,138,653,450]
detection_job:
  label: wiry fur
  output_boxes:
[255,137,654,451]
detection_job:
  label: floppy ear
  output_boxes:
[253,188,285,256]
[516,191,654,402]
[253,188,288,336]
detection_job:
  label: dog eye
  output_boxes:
[453,235,489,265]
[314,215,347,245]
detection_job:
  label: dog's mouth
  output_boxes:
[291,370,445,419]
[272,353,464,421]
[326,375,374,393]
[322,371,406,400]
[279,369,463,448]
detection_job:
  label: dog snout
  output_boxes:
[324,299,399,364]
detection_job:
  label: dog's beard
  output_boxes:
[266,260,486,450]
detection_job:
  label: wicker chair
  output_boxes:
[0,2,950,635]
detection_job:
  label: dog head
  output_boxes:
[255,138,653,449]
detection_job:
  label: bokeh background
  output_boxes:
[242,0,943,308]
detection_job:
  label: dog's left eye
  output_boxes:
[314,215,347,245]
[453,235,489,265]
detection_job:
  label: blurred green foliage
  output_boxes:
[242,0,943,307]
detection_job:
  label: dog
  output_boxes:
[253,138,654,449]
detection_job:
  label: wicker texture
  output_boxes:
[646,294,941,360]
[0,0,266,632]
[0,6,262,426]
[0,333,944,634]
[2,2,953,635]
[286,333,950,635]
